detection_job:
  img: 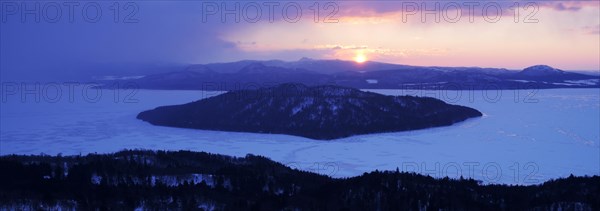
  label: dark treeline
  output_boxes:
[1,150,598,210]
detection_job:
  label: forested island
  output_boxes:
[137,83,482,140]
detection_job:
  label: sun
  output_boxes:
[354,53,367,63]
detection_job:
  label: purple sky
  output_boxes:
[1,0,599,81]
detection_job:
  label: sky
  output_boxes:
[1,0,599,81]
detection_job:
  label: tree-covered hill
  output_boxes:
[1,150,598,210]
[137,83,482,140]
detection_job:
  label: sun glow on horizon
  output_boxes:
[354,52,367,63]
[221,1,600,70]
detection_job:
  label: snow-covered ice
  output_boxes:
[564,79,599,86]
[1,87,598,184]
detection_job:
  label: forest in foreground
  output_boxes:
[1,150,598,210]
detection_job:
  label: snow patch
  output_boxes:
[150,174,215,187]
[91,174,102,185]
[366,79,378,84]
[564,79,599,85]
[510,80,534,83]
[291,98,314,115]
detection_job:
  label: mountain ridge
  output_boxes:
[96,59,600,90]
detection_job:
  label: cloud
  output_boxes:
[553,2,582,11]
[0,1,249,81]
[314,45,368,50]
[310,44,450,62]
[582,25,600,35]
[334,0,598,20]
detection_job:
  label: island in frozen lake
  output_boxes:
[137,83,482,140]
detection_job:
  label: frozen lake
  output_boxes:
[1,86,598,184]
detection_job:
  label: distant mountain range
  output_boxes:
[137,83,482,140]
[97,58,600,90]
